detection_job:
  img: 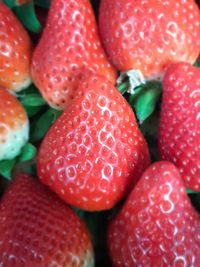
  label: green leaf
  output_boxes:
[130,82,162,123]
[0,159,16,180]
[186,189,197,194]
[140,110,160,162]
[17,143,37,162]
[117,81,129,95]
[30,108,62,142]
[3,0,16,8]
[194,60,200,68]
[13,2,41,33]
[21,94,46,107]
[34,0,51,8]
[24,105,43,117]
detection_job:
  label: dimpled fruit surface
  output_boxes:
[108,161,200,267]
[159,62,200,191]
[37,74,150,211]
[0,88,29,160]
[0,173,94,267]
[99,0,200,80]
[31,0,117,109]
[0,2,32,91]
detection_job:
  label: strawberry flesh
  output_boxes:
[0,2,32,91]
[31,0,117,109]
[37,74,150,211]
[108,161,200,267]
[159,62,200,191]
[99,0,200,80]
[0,173,94,267]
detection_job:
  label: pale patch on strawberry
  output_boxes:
[83,250,95,267]
[0,88,29,160]
[0,120,29,160]
[11,76,32,92]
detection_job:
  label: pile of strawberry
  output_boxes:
[0,0,200,266]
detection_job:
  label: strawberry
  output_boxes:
[0,173,94,267]
[31,0,117,110]
[0,2,32,91]
[108,161,200,267]
[0,88,29,160]
[99,0,200,80]
[37,74,150,211]
[159,62,200,191]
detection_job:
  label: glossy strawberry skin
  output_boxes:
[0,88,29,160]
[108,161,200,267]
[0,173,94,267]
[99,0,200,80]
[37,74,150,211]
[159,62,200,191]
[31,0,117,110]
[0,2,32,91]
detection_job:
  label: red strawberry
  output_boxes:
[99,0,200,80]
[0,173,94,267]
[31,0,117,110]
[159,62,200,191]
[108,161,200,267]
[0,2,32,91]
[0,88,29,160]
[37,74,150,211]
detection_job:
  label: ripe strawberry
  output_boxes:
[99,0,200,80]
[0,173,94,267]
[0,2,32,91]
[108,161,200,267]
[159,62,200,191]
[0,88,29,160]
[31,0,117,110]
[37,74,150,211]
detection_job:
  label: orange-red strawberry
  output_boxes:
[37,74,150,211]
[108,161,200,267]
[0,2,32,91]
[99,0,200,80]
[31,0,117,110]
[0,88,29,160]
[159,62,200,191]
[0,173,94,267]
